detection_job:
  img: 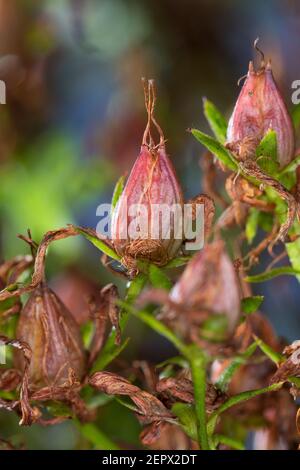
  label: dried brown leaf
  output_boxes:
[270,340,300,384]
[89,371,172,422]
[0,368,21,391]
[239,160,300,243]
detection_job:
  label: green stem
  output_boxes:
[124,303,210,449]
[189,347,209,450]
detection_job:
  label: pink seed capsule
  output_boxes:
[227,60,294,167]
[111,80,184,272]
[169,241,240,333]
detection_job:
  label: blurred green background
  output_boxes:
[1,0,300,449]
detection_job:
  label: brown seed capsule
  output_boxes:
[227,60,294,167]
[15,283,86,389]
[169,241,240,332]
[111,80,184,271]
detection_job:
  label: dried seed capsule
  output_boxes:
[169,241,240,333]
[15,283,86,389]
[227,60,294,167]
[111,80,183,272]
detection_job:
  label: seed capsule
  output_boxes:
[15,283,86,389]
[111,80,183,272]
[169,241,240,332]
[227,60,294,167]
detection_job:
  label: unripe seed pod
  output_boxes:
[169,241,240,332]
[111,80,183,271]
[227,60,294,167]
[15,283,86,389]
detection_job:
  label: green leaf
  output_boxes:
[157,356,189,370]
[256,130,277,161]
[245,266,300,283]
[91,338,130,372]
[241,296,264,314]
[46,402,72,418]
[286,237,300,282]
[148,264,172,290]
[191,129,238,171]
[213,434,245,450]
[75,227,120,261]
[292,103,300,129]
[278,154,300,176]
[164,256,192,268]
[81,321,94,349]
[253,335,283,364]
[187,344,209,449]
[111,174,126,212]
[77,423,119,450]
[115,396,140,413]
[215,343,257,392]
[200,314,228,341]
[172,403,197,441]
[245,209,259,244]
[86,393,114,409]
[207,382,283,437]
[129,307,187,355]
[127,273,148,304]
[203,98,227,144]
[256,130,279,176]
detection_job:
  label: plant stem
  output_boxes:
[189,347,210,450]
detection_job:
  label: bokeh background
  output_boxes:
[0,0,300,449]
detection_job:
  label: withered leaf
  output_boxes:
[0,368,21,391]
[0,226,110,302]
[270,340,300,384]
[0,335,39,425]
[89,371,172,422]
[239,160,300,243]
[139,421,168,446]
[156,376,226,412]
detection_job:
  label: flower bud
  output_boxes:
[169,241,240,332]
[111,80,183,271]
[14,283,86,389]
[227,60,294,167]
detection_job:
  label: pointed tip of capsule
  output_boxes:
[248,60,255,74]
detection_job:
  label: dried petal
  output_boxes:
[227,61,294,167]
